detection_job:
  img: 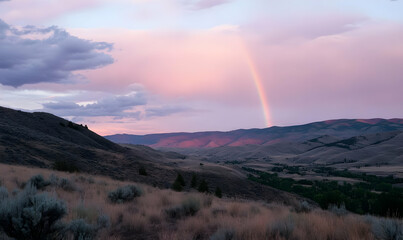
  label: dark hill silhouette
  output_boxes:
[0,106,296,204]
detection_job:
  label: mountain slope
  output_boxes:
[106,118,403,148]
[0,106,161,171]
[0,106,297,204]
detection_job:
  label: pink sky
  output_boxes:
[1,0,403,135]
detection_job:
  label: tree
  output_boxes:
[215,187,222,198]
[191,173,198,188]
[172,180,183,192]
[172,173,186,192]
[139,166,148,176]
[176,173,185,187]
[198,180,209,193]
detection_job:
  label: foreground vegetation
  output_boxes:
[0,163,402,240]
[244,167,403,217]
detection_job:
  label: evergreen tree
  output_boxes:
[172,179,183,192]
[139,166,148,176]
[215,187,222,198]
[172,173,185,192]
[198,179,209,193]
[176,173,185,187]
[191,173,198,188]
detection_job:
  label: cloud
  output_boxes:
[146,105,192,117]
[72,16,403,128]
[245,14,368,43]
[0,19,113,87]
[42,92,146,118]
[182,0,231,10]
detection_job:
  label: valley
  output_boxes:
[0,106,402,239]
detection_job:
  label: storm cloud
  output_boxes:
[0,19,113,87]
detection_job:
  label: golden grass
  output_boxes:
[0,163,397,240]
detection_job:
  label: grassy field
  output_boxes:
[0,163,402,240]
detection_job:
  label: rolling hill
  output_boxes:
[105,118,403,148]
[0,106,296,204]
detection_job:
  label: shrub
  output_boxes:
[69,219,96,240]
[198,180,209,193]
[181,197,201,216]
[108,185,142,203]
[215,187,222,198]
[58,178,77,192]
[165,197,201,219]
[49,175,76,192]
[73,205,99,224]
[28,174,50,190]
[139,166,148,176]
[0,185,67,240]
[295,200,313,213]
[268,215,295,239]
[329,204,348,216]
[67,214,110,240]
[165,205,184,219]
[0,187,8,202]
[210,228,235,240]
[202,195,213,207]
[367,216,403,240]
[49,174,60,186]
[380,219,403,240]
[96,214,111,229]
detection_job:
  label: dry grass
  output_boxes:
[0,163,400,240]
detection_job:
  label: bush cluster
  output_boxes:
[366,216,403,240]
[28,174,50,190]
[0,174,110,240]
[0,185,67,240]
[108,185,142,203]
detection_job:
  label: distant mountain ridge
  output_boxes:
[105,118,403,148]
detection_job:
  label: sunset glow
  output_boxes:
[1,0,403,135]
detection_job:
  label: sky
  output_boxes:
[0,0,403,135]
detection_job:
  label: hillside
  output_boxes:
[1,163,401,240]
[0,106,153,173]
[0,106,295,204]
[105,118,403,148]
[178,131,403,168]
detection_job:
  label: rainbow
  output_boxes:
[243,46,272,127]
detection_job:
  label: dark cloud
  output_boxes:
[40,91,191,120]
[42,92,146,119]
[183,0,231,10]
[0,19,113,87]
